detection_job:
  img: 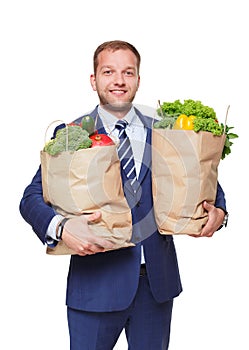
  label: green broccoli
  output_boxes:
[44,125,92,155]
[154,116,178,129]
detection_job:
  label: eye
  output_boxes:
[125,70,134,76]
[103,69,112,75]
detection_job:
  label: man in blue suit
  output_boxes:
[19,40,227,349]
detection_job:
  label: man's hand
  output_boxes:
[61,212,114,255]
[190,201,225,238]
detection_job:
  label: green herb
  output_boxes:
[221,125,239,160]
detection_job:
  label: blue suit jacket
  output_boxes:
[19,106,226,312]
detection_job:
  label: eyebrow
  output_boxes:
[99,65,136,71]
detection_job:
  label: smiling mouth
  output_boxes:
[110,89,126,95]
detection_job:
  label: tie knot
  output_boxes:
[115,119,128,131]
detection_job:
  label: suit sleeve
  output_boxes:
[214,182,227,212]
[19,166,56,244]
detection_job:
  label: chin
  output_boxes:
[103,101,132,112]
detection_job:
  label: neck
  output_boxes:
[100,103,132,119]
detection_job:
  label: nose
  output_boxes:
[113,72,125,85]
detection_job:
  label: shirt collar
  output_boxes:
[98,105,138,134]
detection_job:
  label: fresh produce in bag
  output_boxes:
[41,116,133,255]
[152,99,238,235]
[154,99,238,159]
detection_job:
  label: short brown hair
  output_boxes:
[93,40,141,75]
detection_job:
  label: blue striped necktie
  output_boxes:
[115,119,137,187]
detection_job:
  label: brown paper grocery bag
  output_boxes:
[152,129,225,235]
[41,145,133,255]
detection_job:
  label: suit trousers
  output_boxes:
[67,272,173,350]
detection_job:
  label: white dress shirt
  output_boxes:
[97,105,146,178]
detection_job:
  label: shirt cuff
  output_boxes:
[45,214,64,244]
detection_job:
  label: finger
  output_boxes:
[199,226,214,237]
[90,238,114,250]
[188,234,201,238]
[80,243,106,255]
[75,244,95,256]
[85,211,102,223]
[201,232,214,238]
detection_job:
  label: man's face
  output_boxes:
[90,49,140,117]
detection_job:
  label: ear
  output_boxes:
[90,74,97,91]
[136,75,140,91]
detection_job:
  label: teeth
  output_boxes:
[112,90,124,94]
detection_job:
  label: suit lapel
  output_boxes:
[88,107,106,134]
[138,127,152,183]
[134,109,153,185]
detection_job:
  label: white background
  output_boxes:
[1,0,248,349]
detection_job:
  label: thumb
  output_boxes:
[203,201,212,212]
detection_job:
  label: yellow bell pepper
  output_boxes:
[173,114,195,130]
